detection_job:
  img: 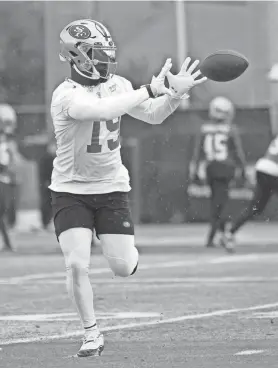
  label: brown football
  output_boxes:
[199,50,249,82]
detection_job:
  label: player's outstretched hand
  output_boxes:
[150,58,174,97]
[167,57,207,99]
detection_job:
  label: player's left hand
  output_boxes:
[166,57,207,99]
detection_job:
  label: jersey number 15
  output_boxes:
[203,133,228,161]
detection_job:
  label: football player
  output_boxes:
[0,104,19,229]
[191,97,246,251]
[37,140,56,231]
[223,135,278,249]
[49,19,206,357]
[0,104,17,251]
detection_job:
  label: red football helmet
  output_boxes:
[59,19,117,81]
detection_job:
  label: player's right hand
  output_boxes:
[150,58,174,97]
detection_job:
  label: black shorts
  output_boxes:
[206,161,235,182]
[0,181,10,217]
[51,191,134,240]
[256,170,278,193]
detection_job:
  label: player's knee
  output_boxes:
[60,228,92,279]
[66,254,89,280]
[109,247,139,278]
[111,261,134,277]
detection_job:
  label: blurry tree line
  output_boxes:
[0,1,45,106]
[0,1,206,108]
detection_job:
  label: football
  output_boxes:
[199,50,249,82]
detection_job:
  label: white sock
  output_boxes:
[84,323,99,338]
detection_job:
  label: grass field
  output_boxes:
[1,225,278,368]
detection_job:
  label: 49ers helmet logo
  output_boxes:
[69,25,91,39]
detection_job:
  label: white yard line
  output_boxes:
[210,254,270,264]
[235,350,266,356]
[110,276,278,283]
[14,275,278,286]
[0,311,160,322]
[0,253,275,285]
[244,311,278,319]
[1,302,278,346]
[0,260,193,284]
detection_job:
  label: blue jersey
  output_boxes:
[193,122,246,179]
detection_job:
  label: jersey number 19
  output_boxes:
[87,118,120,154]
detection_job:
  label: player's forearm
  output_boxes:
[68,87,150,121]
[128,95,183,125]
[192,133,203,165]
[236,155,246,170]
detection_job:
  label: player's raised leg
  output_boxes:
[96,192,138,277]
[206,176,230,248]
[223,171,272,249]
[100,234,138,277]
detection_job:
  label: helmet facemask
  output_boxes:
[2,119,15,135]
[0,104,17,135]
[211,106,230,122]
[78,43,117,80]
[63,41,117,81]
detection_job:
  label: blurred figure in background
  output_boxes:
[0,104,20,229]
[191,97,246,252]
[0,103,18,250]
[223,135,278,249]
[37,139,56,231]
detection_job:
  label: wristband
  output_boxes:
[141,84,155,98]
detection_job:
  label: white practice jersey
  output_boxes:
[49,74,182,195]
[49,76,132,194]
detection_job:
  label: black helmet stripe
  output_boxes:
[94,20,110,40]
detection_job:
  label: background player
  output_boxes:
[223,135,278,249]
[37,139,56,231]
[0,104,19,230]
[0,104,17,251]
[191,97,246,250]
[50,19,207,357]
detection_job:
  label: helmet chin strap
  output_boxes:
[71,65,109,86]
[71,65,101,86]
